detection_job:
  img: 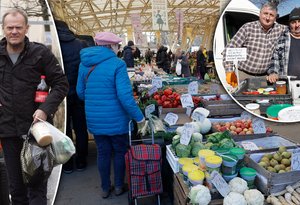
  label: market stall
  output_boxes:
[130,66,300,205]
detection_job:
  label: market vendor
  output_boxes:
[222,2,286,85]
[267,7,300,83]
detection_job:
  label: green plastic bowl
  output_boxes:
[266,104,293,120]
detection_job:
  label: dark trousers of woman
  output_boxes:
[1,137,47,205]
[94,134,128,192]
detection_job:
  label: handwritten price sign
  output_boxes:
[241,111,252,120]
[292,148,300,171]
[191,112,205,122]
[188,81,198,95]
[211,171,230,197]
[241,141,259,151]
[180,123,194,145]
[164,113,178,126]
[145,104,155,118]
[148,86,158,96]
[252,117,266,134]
[151,77,162,88]
[180,94,194,108]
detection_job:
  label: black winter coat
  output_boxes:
[56,26,85,96]
[123,46,134,67]
[0,37,69,138]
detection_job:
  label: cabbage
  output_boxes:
[171,135,180,149]
[190,122,201,133]
[199,118,212,134]
[175,143,191,158]
[191,142,206,157]
[192,132,203,142]
[176,126,183,135]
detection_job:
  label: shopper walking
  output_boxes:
[0,8,69,205]
[196,45,207,79]
[55,20,89,173]
[123,40,135,67]
[76,32,145,199]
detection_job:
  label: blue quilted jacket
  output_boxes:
[76,46,144,135]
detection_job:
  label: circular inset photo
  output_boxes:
[213,0,300,122]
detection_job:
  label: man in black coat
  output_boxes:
[0,9,69,205]
[55,20,89,173]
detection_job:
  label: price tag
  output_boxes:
[210,84,219,94]
[192,111,205,122]
[292,148,300,171]
[241,111,252,120]
[241,141,259,151]
[152,77,162,88]
[148,86,158,96]
[145,104,155,118]
[186,107,192,117]
[188,81,198,95]
[225,48,247,61]
[210,170,230,197]
[180,94,194,108]
[164,113,178,126]
[180,123,194,145]
[252,117,266,134]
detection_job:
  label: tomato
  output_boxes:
[163,101,172,108]
[172,101,178,108]
[153,94,160,100]
[161,95,167,102]
[269,91,278,95]
[175,95,181,101]
[164,88,173,96]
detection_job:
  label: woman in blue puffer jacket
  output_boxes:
[76,32,145,199]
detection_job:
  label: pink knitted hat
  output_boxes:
[94,32,122,45]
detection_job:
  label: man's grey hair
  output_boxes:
[261,2,278,13]
[2,8,28,28]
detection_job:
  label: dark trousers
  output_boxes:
[0,158,10,205]
[94,134,128,192]
[1,137,47,205]
[65,95,89,166]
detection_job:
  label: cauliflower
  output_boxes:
[224,192,247,205]
[189,184,211,205]
[244,189,265,205]
[229,177,248,194]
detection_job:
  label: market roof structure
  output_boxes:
[48,0,223,49]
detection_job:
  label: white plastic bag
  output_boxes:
[176,60,182,75]
[36,119,75,165]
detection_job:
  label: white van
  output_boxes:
[213,0,259,89]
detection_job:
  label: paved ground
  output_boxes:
[50,121,300,205]
[52,141,171,205]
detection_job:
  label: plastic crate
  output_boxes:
[166,145,179,173]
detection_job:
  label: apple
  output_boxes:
[239,131,246,135]
[236,127,242,133]
[230,125,237,131]
[243,128,248,132]
[246,130,252,134]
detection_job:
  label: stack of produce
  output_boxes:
[212,119,273,135]
[258,146,292,173]
[267,181,300,205]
